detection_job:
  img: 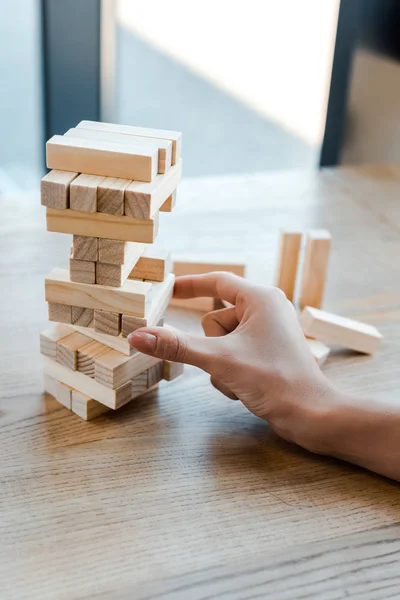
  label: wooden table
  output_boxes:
[1,165,400,599]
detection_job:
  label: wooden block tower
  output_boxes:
[40,121,184,420]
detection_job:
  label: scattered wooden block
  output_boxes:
[98,239,146,266]
[160,190,177,212]
[72,235,98,261]
[71,306,94,327]
[275,230,302,302]
[46,207,159,243]
[45,268,152,317]
[46,135,158,182]
[44,373,58,398]
[300,307,383,355]
[96,242,145,287]
[147,362,164,387]
[56,331,92,371]
[77,120,182,165]
[69,258,96,284]
[71,390,110,420]
[77,340,110,378]
[128,250,171,282]
[163,360,184,381]
[70,324,135,356]
[48,302,72,324]
[94,349,162,390]
[299,230,332,310]
[94,310,121,336]
[306,339,330,367]
[55,381,73,409]
[40,323,73,359]
[44,357,133,409]
[40,170,78,209]
[124,160,182,219]
[69,173,105,213]
[97,177,130,215]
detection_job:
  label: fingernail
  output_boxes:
[127,332,157,352]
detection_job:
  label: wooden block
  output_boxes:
[65,127,172,175]
[121,273,174,337]
[46,135,158,182]
[97,177,130,215]
[46,207,159,244]
[128,250,172,282]
[306,339,330,367]
[77,340,110,377]
[40,170,78,209]
[274,230,302,302]
[300,307,383,355]
[71,307,94,327]
[45,268,152,317]
[96,243,145,287]
[163,360,184,381]
[98,239,146,266]
[169,296,215,312]
[44,373,58,398]
[160,190,177,212]
[77,120,182,165]
[48,302,72,324]
[131,371,149,398]
[71,390,110,420]
[44,357,132,409]
[147,362,164,388]
[56,331,93,371]
[72,235,98,261]
[55,381,73,409]
[124,159,182,219]
[70,324,135,356]
[299,230,332,310]
[40,323,73,359]
[69,258,96,284]
[172,257,246,278]
[94,349,162,390]
[94,310,121,336]
[70,173,105,213]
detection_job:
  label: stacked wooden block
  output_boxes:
[40,121,183,420]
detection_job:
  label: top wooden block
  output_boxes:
[46,135,158,183]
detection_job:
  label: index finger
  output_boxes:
[173,272,251,305]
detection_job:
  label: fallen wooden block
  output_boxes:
[46,135,158,182]
[71,307,94,327]
[94,348,162,390]
[299,230,331,310]
[77,340,110,378]
[40,323,73,360]
[48,302,72,324]
[128,250,172,282]
[45,268,152,317]
[46,208,159,244]
[98,239,146,266]
[69,258,96,284]
[124,160,182,219]
[70,325,135,356]
[77,120,182,165]
[56,381,73,409]
[96,242,146,287]
[56,331,92,371]
[306,339,330,367]
[163,360,184,381]
[160,190,177,212]
[94,310,121,336]
[275,230,302,302]
[70,173,105,213]
[300,307,382,355]
[72,235,98,262]
[97,177,130,215]
[71,390,110,420]
[41,170,78,209]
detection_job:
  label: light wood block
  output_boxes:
[40,324,72,359]
[70,173,105,213]
[66,127,172,174]
[299,230,332,310]
[55,381,73,409]
[96,242,145,287]
[72,235,98,261]
[307,339,330,367]
[169,297,215,312]
[131,371,149,397]
[94,310,121,336]
[77,120,182,165]
[147,362,164,388]
[43,373,58,398]
[71,390,110,420]
[69,258,96,284]
[98,239,146,266]
[300,307,383,355]
[128,250,172,282]
[46,208,159,244]
[56,331,92,371]
[48,302,72,324]
[124,159,182,219]
[45,268,152,318]
[172,257,246,278]
[94,349,162,390]
[40,170,78,209]
[43,357,132,409]
[77,340,110,378]
[46,135,158,182]
[275,230,302,302]
[163,360,184,381]
[160,190,177,212]
[71,307,94,328]
[97,177,130,215]
[70,324,135,356]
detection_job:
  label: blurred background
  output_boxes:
[1,0,400,193]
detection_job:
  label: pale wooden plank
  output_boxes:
[72,235,98,262]
[48,302,72,324]
[299,229,332,310]
[70,173,105,213]
[147,362,164,388]
[71,390,110,420]
[98,239,146,266]
[77,340,110,378]
[160,190,177,212]
[40,170,78,209]
[306,339,330,367]
[274,230,302,302]
[71,307,94,328]
[55,381,73,409]
[69,258,96,284]
[40,324,73,360]
[97,177,131,215]
[43,373,58,398]
[128,250,172,282]
[70,325,135,356]
[96,242,145,287]
[94,310,121,337]
[56,331,92,371]
[94,349,161,390]
[163,360,184,381]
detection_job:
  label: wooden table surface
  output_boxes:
[1,165,400,599]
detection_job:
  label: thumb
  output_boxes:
[127,326,216,372]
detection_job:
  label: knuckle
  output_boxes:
[165,330,188,363]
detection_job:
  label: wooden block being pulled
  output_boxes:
[97,177,130,215]
[69,258,96,284]
[48,302,72,324]
[124,160,182,219]
[46,135,158,182]
[275,230,302,302]
[94,349,162,390]
[70,173,105,213]
[306,339,330,367]
[46,207,159,243]
[72,235,98,261]
[77,120,182,165]
[55,381,73,409]
[45,268,152,317]
[70,324,135,356]
[56,331,92,371]
[71,306,94,327]
[71,390,110,420]
[40,323,72,360]
[96,242,145,287]
[163,360,184,381]
[300,307,382,355]
[98,239,146,266]
[160,190,177,213]
[41,170,78,209]
[44,357,132,409]
[94,310,121,336]
[299,230,331,310]
[147,362,164,388]
[77,340,110,378]
[128,250,171,283]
